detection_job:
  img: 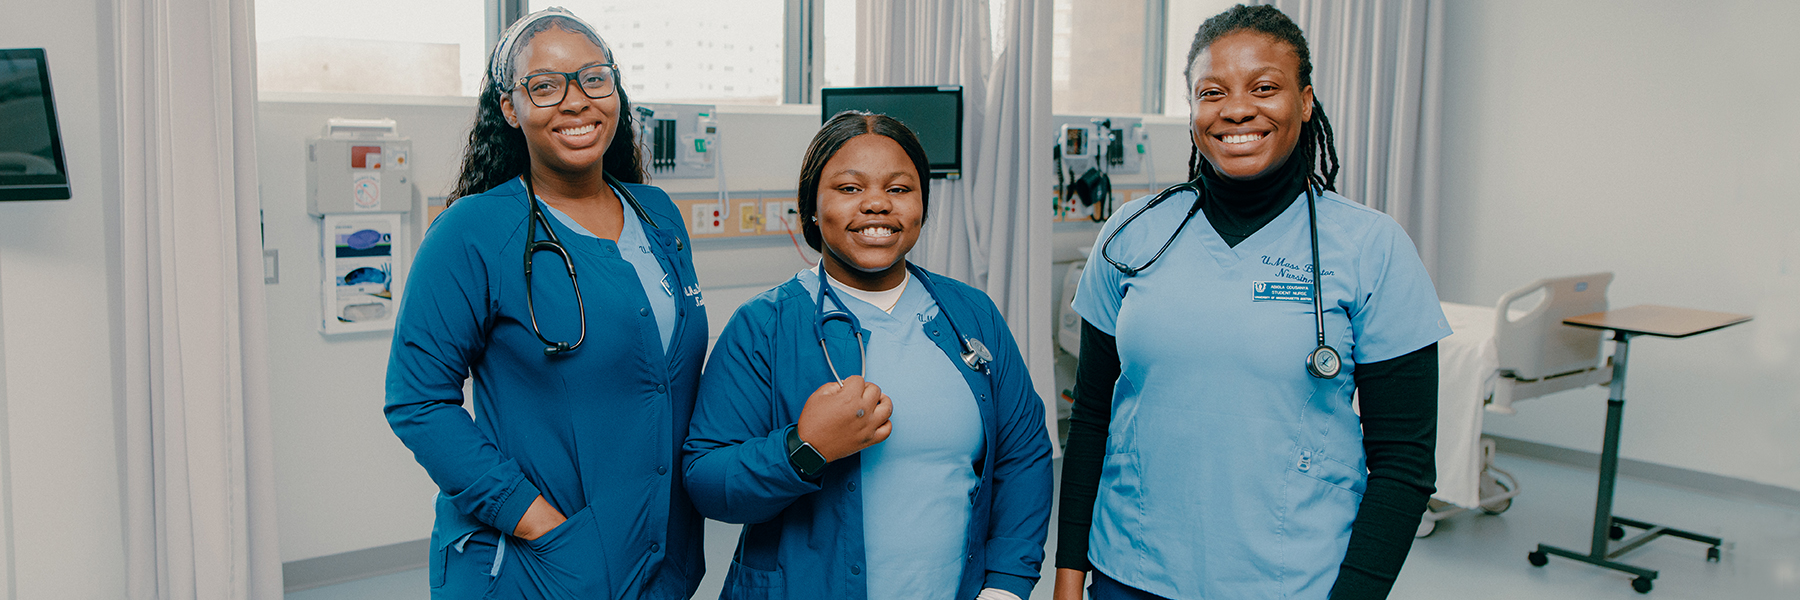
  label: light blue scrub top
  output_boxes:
[807,270,985,600]
[1072,188,1450,600]
[542,191,676,352]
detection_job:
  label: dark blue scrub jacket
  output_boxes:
[387,177,708,600]
[683,270,1054,600]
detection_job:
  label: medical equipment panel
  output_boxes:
[633,103,718,180]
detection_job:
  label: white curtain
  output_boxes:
[112,0,283,598]
[857,0,1058,451]
[1257,0,1445,275]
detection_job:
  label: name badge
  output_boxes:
[1252,281,1311,302]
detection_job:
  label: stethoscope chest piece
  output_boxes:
[1306,345,1341,379]
[960,337,992,372]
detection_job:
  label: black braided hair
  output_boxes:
[448,15,645,205]
[1182,4,1339,193]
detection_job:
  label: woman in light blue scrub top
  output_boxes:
[1055,6,1450,600]
[386,9,707,600]
[684,112,1054,600]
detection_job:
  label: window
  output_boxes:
[1051,0,1235,116]
[256,0,488,96]
[532,0,786,105]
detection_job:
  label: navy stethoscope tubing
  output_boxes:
[1098,180,1341,379]
[522,171,665,356]
[814,262,993,383]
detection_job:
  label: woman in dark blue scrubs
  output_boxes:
[683,112,1054,600]
[386,8,707,599]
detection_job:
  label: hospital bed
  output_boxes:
[1421,272,1615,536]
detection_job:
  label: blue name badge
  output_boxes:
[1252,281,1312,302]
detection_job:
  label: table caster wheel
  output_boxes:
[1707,546,1721,562]
[1415,518,1436,538]
[1528,550,1548,567]
[1610,524,1626,540]
[1632,576,1653,593]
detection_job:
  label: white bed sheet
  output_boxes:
[1434,301,1501,508]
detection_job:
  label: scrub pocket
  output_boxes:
[720,559,783,600]
[1278,449,1363,593]
[491,506,613,600]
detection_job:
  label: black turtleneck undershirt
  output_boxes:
[1057,155,1440,600]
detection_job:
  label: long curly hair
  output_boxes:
[1183,4,1339,192]
[448,15,645,204]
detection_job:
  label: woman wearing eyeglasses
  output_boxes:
[385,8,707,600]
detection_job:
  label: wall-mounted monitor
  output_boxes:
[820,85,962,180]
[0,48,71,201]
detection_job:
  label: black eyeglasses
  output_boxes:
[515,63,618,108]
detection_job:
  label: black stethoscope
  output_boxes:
[1099,180,1342,379]
[814,261,993,383]
[522,171,671,356]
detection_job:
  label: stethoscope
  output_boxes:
[814,261,993,384]
[522,171,669,356]
[1098,179,1342,379]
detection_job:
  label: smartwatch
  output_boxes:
[785,425,827,479]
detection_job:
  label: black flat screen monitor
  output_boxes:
[821,86,962,179]
[0,48,71,201]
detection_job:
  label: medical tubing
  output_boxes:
[1100,182,1204,276]
[1305,186,1327,347]
[521,173,588,355]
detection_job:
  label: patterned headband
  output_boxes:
[487,6,610,94]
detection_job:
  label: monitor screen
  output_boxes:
[820,86,962,179]
[0,48,71,201]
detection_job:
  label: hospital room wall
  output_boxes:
[1435,0,1800,494]
[0,0,130,598]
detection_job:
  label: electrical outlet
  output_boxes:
[737,202,760,232]
[691,203,725,235]
[764,200,799,234]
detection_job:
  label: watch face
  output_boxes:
[793,443,827,476]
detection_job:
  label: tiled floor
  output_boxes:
[288,454,1800,600]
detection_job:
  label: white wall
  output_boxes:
[0,0,129,598]
[1437,0,1800,492]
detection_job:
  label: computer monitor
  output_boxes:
[0,48,71,201]
[820,86,962,179]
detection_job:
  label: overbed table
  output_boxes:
[1528,305,1752,593]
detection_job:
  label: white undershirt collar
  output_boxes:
[820,266,907,313]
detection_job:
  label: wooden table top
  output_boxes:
[1564,305,1753,338]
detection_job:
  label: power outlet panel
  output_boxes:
[690,202,725,235]
[737,202,761,232]
[764,201,799,235]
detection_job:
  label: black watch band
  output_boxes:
[785,425,827,479]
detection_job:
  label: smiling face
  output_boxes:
[814,134,925,291]
[1187,30,1313,180]
[500,27,618,181]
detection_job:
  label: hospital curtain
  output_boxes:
[857,0,1059,452]
[1256,0,1446,275]
[110,0,283,598]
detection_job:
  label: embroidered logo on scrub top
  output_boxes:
[683,283,704,306]
[1260,255,1333,284]
[1252,281,1312,302]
